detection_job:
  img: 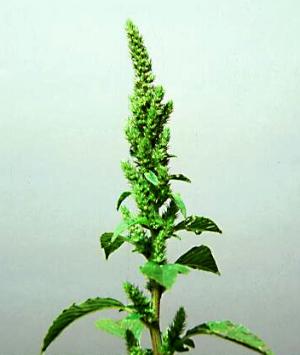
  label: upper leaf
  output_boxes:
[169,174,191,183]
[140,261,189,289]
[113,216,150,242]
[117,191,132,210]
[171,192,187,218]
[161,199,179,223]
[144,171,159,186]
[174,215,222,235]
[175,245,220,275]
[41,297,124,353]
[100,232,125,259]
[185,320,274,355]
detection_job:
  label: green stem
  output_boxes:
[150,285,162,355]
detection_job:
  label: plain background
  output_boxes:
[1,1,299,354]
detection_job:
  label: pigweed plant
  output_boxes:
[41,20,274,355]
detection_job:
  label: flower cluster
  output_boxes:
[122,20,174,226]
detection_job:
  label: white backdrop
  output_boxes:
[1,1,299,354]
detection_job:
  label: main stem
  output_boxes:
[150,285,162,355]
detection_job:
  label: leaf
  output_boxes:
[113,219,129,242]
[100,232,125,259]
[169,174,191,183]
[116,191,131,210]
[182,338,195,348]
[95,313,144,340]
[161,199,179,223]
[140,261,189,289]
[112,216,149,242]
[185,320,274,355]
[41,298,124,353]
[95,318,125,337]
[144,170,159,186]
[167,153,177,159]
[176,245,220,275]
[171,192,187,218]
[174,215,222,235]
[122,313,144,340]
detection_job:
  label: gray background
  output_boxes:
[1,1,299,354]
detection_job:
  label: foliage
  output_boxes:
[41,19,274,355]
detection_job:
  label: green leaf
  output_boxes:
[100,232,125,259]
[96,313,144,340]
[140,261,189,289]
[41,298,124,353]
[161,199,179,223]
[182,338,195,348]
[171,192,187,218]
[144,170,159,186]
[95,318,125,337]
[185,320,274,355]
[176,245,220,275]
[116,191,131,210]
[112,216,149,242]
[113,219,130,241]
[174,215,222,235]
[167,153,177,158]
[169,174,191,183]
[122,313,144,340]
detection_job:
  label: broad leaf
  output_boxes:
[144,170,159,186]
[112,216,149,242]
[41,298,124,353]
[176,245,220,275]
[169,174,191,183]
[100,232,125,259]
[113,219,131,242]
[140,261,189,289]
[96,313,144,340]
[171,192,187,218]
[95,318,125,337]
[185,320,274,355]
[116,191,131,210]
[122,313,144,340]
[174,215,222,235]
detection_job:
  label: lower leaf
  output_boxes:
[96,313,144,340]
[185,320,274,355]
[41,297,124,353]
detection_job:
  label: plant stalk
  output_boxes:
[150,285,161,355]
[150,285,162,355]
